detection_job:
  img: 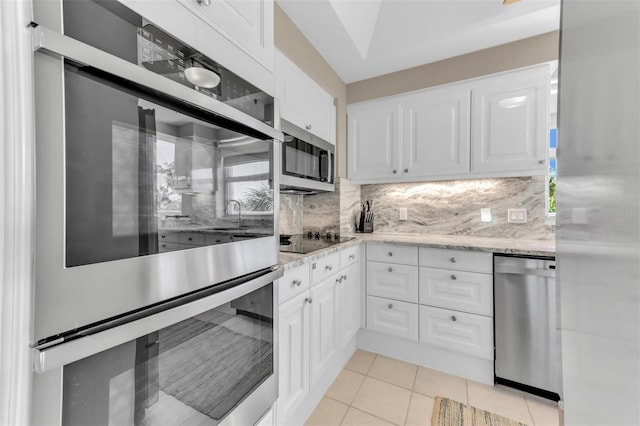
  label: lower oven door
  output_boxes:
[32,267,282,426]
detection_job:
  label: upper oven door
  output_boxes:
[32,13,282,342]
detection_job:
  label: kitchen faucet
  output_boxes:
[225,199,242,228]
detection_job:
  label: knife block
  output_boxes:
[363,221,373,233]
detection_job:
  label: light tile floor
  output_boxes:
[305,350,560,426]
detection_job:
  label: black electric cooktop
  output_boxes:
[280,232,354,254]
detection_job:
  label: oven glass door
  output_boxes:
[60,284,273,425]
[64,61,274,267]
[282,137,333,183]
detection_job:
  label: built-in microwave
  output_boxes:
[280,119,335,194]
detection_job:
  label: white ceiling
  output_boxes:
[277,0,561,83]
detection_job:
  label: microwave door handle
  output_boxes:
[328,151,334,184]
[31,25,284,143]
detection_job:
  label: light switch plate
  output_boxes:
[508,208,527,223]
[480,208,492,223]
[399,207,408,221]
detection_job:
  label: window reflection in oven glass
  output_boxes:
[61,284,273,425]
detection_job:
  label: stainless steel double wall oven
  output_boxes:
[32,0,283,424]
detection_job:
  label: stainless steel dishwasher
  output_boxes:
[494,255,561,401]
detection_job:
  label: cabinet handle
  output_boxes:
[388,304,393,309]
[305,124,312,130]
[336,277,342,284]
[292,279,302,287]
[404,168,408,173]
[343,274,347,280]
[187,237,193,241]
[450,257,456,263]
[197,0,211,6]
[349,254,355,260]
[325,265,333,271]
[387,267,393,272]
[312,263,317,270]
[450,274,457,280]
[305,297,313,304]
[392,169,398,174]
[538,159,546,164]
[388,252,393,257]
[451,315,457,322]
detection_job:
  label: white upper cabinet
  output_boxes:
[275,50,336,144]
[177,0,274,71]
[347,100,401,181]
[347,64,551,183]
[120,0,274,93]
[471,65,549,175]
[402,85,471,178]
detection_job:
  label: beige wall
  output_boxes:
[347,31,560,104]
[274,4,349,177]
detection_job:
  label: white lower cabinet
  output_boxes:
[278,291,310,418]
[419,305,493,360]
[309,275,338,386]
[366,295,419,341]
[364,243,495,383]
[277,246,361,424]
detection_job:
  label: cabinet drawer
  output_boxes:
[311,252,341,286]
[179,232,205,246]
[419,268,493,316]
[367,296,418,341]
[204,233,234,245]
[158,242,186,252]
[419,305,493,360]
[419,247,492,273]
[367,244,418,265]
[279,263,310,304]
[159,231,180,243]
[366,262,418,303]
[340,245,360,268]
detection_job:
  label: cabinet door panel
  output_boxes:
[276,51,336,144]
[366,261,419,303]
[403,86,471,177]
[419,267,493,316]
[366,296,418,341]
[310,277,338,386]
[419,305,493,360]
[338,263,360,347]
[278,292,310,419]
[348,101,400,181]
[471,65,549,175]
[179,0,273,70]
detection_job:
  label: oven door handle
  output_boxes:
[33,267,283,374]
[31,24,284,143]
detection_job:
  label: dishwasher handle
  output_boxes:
[495,264,556,278]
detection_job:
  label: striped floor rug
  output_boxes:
[432,397,529,426]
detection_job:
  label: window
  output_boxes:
[224,156,272,214]
[546,63,558,224]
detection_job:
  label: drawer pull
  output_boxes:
[450,257,457,263]
[388,252,393,257]
[343,274,347,280]
[451,274,457,280]
[387,267,393,272]
[349,254,355,260]
[403,168,409,173]
[161,235,166,239]
[188,237,193,241]
[336,277,342,284]
[325,265,333,271]
[451,315,457,322]
[388,304,393,309]
[292,279,302,287]
[197,0,211,6]
[305,297,313,304]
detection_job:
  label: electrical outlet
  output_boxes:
[508,208,527,224]
[399,207,408,221]
[480,208,492,223]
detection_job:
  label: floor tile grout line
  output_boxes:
[523,395,536,426]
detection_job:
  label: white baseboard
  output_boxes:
[277,339,356,426]
[357,329,494,385]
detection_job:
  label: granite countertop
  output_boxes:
[279,233,555,269]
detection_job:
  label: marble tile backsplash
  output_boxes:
[360,176,555,240]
